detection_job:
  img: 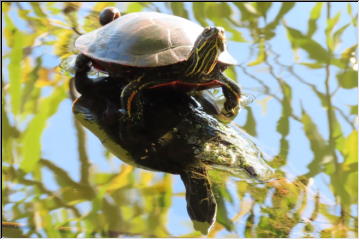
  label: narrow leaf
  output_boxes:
[20,87,66,172]
[307,2,323,37]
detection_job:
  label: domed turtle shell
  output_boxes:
[75,11,237,68]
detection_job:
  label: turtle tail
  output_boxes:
[180,167,217,235]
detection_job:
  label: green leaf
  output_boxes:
[341,130,358,164]
[2,2,12,12]
[336,69,358,89]
[169,2,189,18]
[223,66,237,83]
[326,12,341,50]
[212,184,234,231]
[254,2,272,19]
[341,130,358,202]
[126,2,148,13]
[307,2,323,37]
[276,112,289,136]
[326,12,341,34]
[20,58,41,114]
[235,2,258,22]
[192,2,208,26]
[40,159,81,189]
[94,173,116,185]
[243,3,260,16]
[301,109,331,177]
[242,107,257,136]
[20,87,66,172]
[299,62,324,69]
[328,131,357,206]
[2,80,20,164]
[286,25,330,64]
[248,39,266,66]
[310,87,343,143]
[331,24,349,50]
[279,2,296,16]
[347,3,352,16]
[341,44,357,59]
[310,2,323,19]
[30,2,47,18]
[278,137,289,163]
[206,2,231,19]
[349,105,357,115]
[312,89,327,108]
[5,15,25,116]
[276,82,292,136]
[244,211,255,237]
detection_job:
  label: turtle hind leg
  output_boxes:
[180,167,217,235]
[74,54,92,95]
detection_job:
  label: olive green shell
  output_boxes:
[75,11,236,67]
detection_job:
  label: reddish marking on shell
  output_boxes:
[149,80,224,91]
[92,60,106,71]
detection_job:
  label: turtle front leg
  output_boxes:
[218,73,241,118]
[74,54,93,95]
[180,167,217,235]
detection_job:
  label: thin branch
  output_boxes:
[334,106,356,130]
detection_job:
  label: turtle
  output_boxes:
[72,77,275,234]
[74,8,241,122]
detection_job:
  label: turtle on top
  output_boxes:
[74,7,241,124]
[71,7,265,235]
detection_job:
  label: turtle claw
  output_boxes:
[222,107,237,118]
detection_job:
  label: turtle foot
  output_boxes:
[74,54,93,95]
[223,101,240,118]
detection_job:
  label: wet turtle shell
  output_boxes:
[75,11,237,69]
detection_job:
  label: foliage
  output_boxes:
[2,2,358,238]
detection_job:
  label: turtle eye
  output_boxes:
[203,27,213,36]
[244,166,257,178]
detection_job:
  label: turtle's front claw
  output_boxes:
[223,99,240,117]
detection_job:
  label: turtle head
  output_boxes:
[185,26,226,77]
[72,97,98,126]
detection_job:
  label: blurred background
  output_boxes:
[2,2,358,238]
